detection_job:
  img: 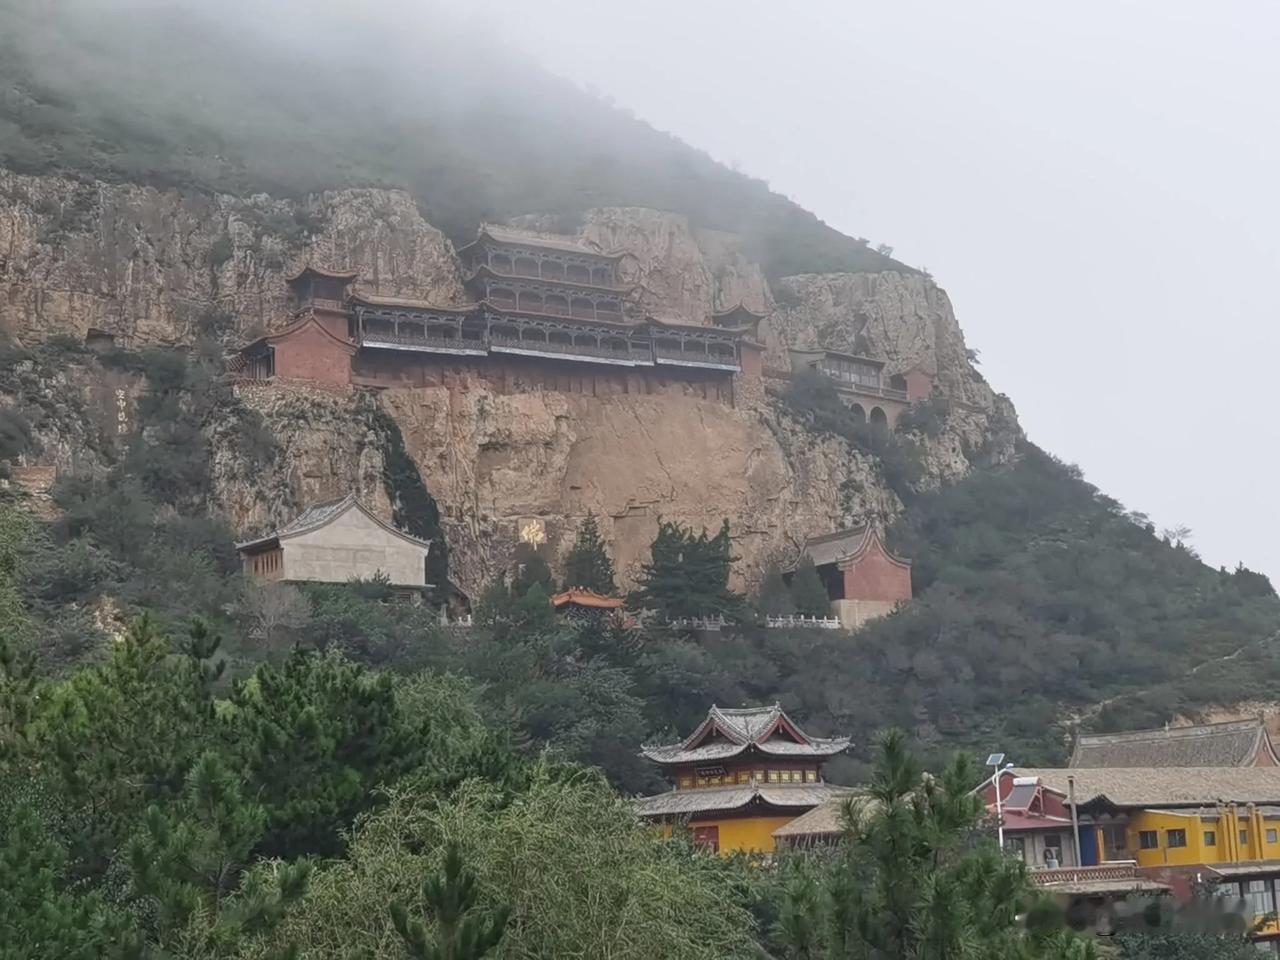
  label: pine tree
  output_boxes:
[510,543,554,597]
[390,841,510,960]
[127,751,310,956]
[562,513,616,595]
[754,562,796,617]
[227,648,418,859]
[0,804,140,960]
[630,519,742,620]
[799,729,1097,960]
[789,556,831,618]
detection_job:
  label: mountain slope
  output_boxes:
[0,0,1276,773]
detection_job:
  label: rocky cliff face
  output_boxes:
[0,170,464,347]
[769,272,990,406]
[1,169,1020,593]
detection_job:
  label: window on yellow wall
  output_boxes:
[768,770,781,783]
[678,777,693,789]
[737,771,750,784]
[1166,829,1187,848]
[1204,831,1216,847]
[805,770,818,783]
[1138,831,1159,849]
[1241,830,1249,846]
[1268,829,1278,844]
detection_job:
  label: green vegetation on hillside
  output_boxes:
[0,0,907,279]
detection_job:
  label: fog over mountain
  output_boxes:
[467,0,1280,580]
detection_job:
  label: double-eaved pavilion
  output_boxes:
[635,703,851,853]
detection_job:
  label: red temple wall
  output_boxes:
[273,326,354,386]
[840,543,912,604]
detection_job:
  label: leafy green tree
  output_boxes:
[389,842,510,960]
[562,513,616,594]
[631,519,742,620]
[225,648,420,859]
[251,765,759,960]
[789,556,831,618]
[127,751,310,958]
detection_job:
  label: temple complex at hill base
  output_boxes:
[634,704,852,854]
[236,493,432,602]
[789,525,912,629]
[1069,718,1279,768]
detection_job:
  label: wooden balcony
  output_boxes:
[361,332,488,356]
[490,335,652,367]
[653,345,740,372]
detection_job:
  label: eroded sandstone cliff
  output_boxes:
[1,169,1020,593]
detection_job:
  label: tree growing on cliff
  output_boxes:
[630,519,742,620]
[562,513,616,595]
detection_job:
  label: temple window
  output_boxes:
[513,256,540,278]
[566,263,590,283]
[516,291,544,313]
[590,266,613,285]
[544,295,570,316]
[804,769,818,783]
[490,253,513,273]
[541,260,565,280]
[767,770,781,783]
[570,298,595,320]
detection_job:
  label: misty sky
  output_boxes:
[464,0,1280,581]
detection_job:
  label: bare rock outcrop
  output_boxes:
[770,271,992,407]
[0,171,463,347]
[375,384,893,593]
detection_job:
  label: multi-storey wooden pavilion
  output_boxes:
[635,703,851,853]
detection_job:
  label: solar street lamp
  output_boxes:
[987,753,1013,849]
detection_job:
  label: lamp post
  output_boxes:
[987,753,1013,850]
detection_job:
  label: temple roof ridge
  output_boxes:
[458,223,626,260]
[236,492,430,553]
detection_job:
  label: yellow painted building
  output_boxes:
[1009,766,1280,946]
[635,704,851,854]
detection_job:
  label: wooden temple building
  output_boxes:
[635,703,851,854]
[233,225,769,404]
[788,347,933,429]
[790,525,912,629]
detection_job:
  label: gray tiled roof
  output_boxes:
[797,526,870,569]
[640,704,851,765]
[1012,767,1280,809]
[235,494,430,552]
[634,782,847,818]
[772,793,872,840]
[1069,719,1277,768]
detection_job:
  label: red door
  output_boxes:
[692,824,720,852]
